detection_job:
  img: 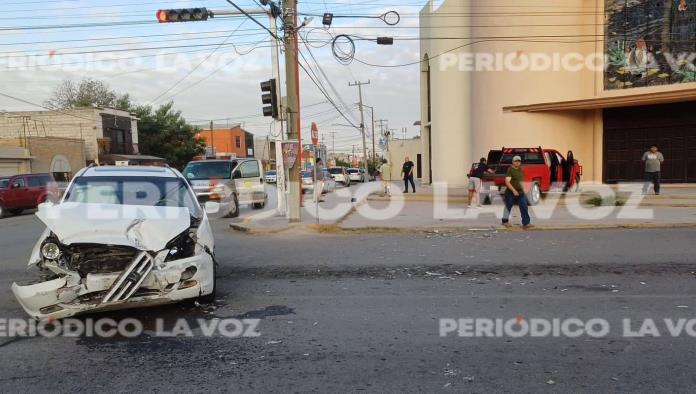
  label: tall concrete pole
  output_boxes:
[283,0,301,222]
[349,80,370,180]
[371,107,376,166]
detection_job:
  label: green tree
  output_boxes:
[44,79,131,111]
[131,102,205,168]
[334,158,350,167]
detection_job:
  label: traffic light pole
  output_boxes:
[283,0,302,222]
[268,15,287,217]
[158,3,302,221]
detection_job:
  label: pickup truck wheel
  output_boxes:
[528,182,542,206]
[0,203,6,218]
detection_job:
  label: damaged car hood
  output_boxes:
[36,202,193,251]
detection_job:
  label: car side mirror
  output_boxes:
[12,182,21,189]
[233,170,241,179]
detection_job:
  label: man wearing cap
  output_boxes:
[502,155,532,229]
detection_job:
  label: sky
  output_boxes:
[0,0,428,154]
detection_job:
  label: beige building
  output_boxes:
[420,0,696,187]
[0,137,85,181]
[388,137,424,179]
[0,107,142,178]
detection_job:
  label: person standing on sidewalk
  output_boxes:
[642,145,664,195]
[502,155,532,229]
[468,157,494,208]
[402,156,416,193]
[379,159,392,196]
[314,158,325,203]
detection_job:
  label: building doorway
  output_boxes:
[604,101,696,183]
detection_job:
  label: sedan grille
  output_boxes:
[67,244,140,276]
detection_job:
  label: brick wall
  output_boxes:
[26,137,85,175]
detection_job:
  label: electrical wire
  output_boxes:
[149,19,249,104]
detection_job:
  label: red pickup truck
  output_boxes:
[0,173,59,218]
[483,147,582,205]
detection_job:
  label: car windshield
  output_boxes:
[64,176,200,213]
[347,169,359,174]
[182,161,233,180]
[266,171,276,176]
[0,178,8,189]
[328,168,343,174]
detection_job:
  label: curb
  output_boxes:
[335,222,696,234]
[229,221,696,236]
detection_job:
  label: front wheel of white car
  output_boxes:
[198,258,217,304]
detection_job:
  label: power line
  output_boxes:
[149,19,250,104]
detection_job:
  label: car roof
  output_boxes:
[8,173,52,178]
[80,165,180,178]
[187,159,254,164]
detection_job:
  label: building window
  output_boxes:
[235,136,241,148]
[53,172,71,182]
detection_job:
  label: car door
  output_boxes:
[26,175,45,205]
[233,160,262,204]
[8,176,28,208]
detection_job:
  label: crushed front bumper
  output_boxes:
[12,253,214,321]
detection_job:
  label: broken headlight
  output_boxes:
[41,242,62,260]
[164,228,197,262]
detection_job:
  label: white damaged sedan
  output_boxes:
[12,165,217,321]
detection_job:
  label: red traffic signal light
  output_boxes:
[156,10,169,23]
[156,8,210,23]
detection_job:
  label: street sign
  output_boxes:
[311,122,319,146]
[281,140,299,169]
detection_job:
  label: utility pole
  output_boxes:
[330,131,336,161]
[283,0,302,222]
[349,80,370,179]
[209,120,215,158]
[376,119,388,158]
[371,107,376,165]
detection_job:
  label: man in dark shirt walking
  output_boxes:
[502,155,532,229]
[402,156,416,193]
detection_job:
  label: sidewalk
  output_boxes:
[230,181,696,233]
[340,182,696,230]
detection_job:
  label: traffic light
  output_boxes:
[260,79,279,119]
[156,8,210,23]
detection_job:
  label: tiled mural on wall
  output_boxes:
[605,0,696,89]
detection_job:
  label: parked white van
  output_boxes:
[183,159,267,217]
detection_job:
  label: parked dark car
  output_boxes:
[0,173,59,218]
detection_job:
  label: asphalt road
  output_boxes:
[2,212,696,393]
